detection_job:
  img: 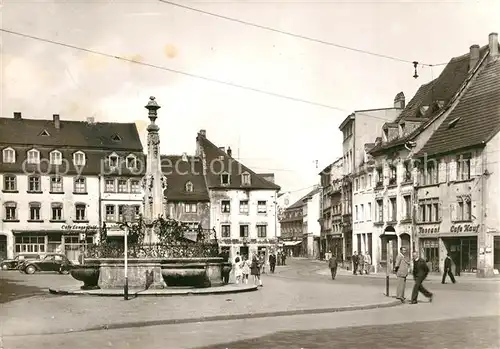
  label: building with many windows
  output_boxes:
[0,113,143,261]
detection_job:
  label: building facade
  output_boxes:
[194,130,280,260]
[279,199,304,256]
[0,113,143,262]
[339,95,404,266]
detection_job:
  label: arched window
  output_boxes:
[2,147,15,163]
[185,181,194,192]
[27,149,40,164]
[73,151,86,166]
[50,150,62,165]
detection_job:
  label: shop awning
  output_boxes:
[283,241,302,246]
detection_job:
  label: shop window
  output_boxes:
[15,235,45,253]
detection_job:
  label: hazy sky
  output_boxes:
[1,0,498,203]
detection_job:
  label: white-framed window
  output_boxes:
[403,195,412,220]
[418,198,440,223]
[376,199,383,222]
[50,150,62,165]
[457,153,471,181]
[130,179,140,193]
[105,178,115,192]
[28,175,41,192]
[118,205,124,222]
[73,151,86,166]
[27,149,40,164]
[355,205,359,221]
[126,155,137,169]
[257,200,267,213]
[455,196,472,222]
[4,201,17,221]
[220,172,230,185]
[50,176,63,193]
[185,181,193,192]
[239,224,249,237]
[239,200,249,214]
[241,172,251,186]
[2,147,15,163]
[29,202,41,221]
[75,203,87,221]
[51,202,63,221]
[221,224,231,238]
[106,205,116,222]
[74,177,86,193]
[367,202,372,221]
[360,204,364,221]
[389,197,397,221]
[221,200,230,213]
[185,203,197,213]
[108,153,119,167]
[257,225,267,238]
[118,179,128,193]
[3,175,17,192]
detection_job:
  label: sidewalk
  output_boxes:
[310,259,500,283]
[0,275,399,337]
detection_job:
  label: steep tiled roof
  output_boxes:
[286,187,320,210]
[0,117,143,150]
[161,155,209,202]
[416,56,500,157]
[370,46,489,155]
[197,135,280,191]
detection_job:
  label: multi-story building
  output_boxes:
[162,153,211,241]
[0,113,142,261]
[412,33,500,277]
[279,186,320,257]
[368,33,496,274]
[319,157,343,260]
[194,130,280,260]
[276,190,292,240]
[339,94,404,265]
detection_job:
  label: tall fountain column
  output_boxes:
[143,96,167,243]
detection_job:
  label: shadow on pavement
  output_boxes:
[0,277,48,304]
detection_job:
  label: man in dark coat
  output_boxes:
[410,251,433,304]
[352,251,359,275]
[269,253,276,273]
[328,254,338,280]
[441,253,456,284]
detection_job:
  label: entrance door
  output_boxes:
[421,239,439,272]
[239,246,249,258]
[0,235,7,260]
[494,237,500,271]
[444,237,478,274]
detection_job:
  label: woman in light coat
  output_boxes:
[241,255,251,284]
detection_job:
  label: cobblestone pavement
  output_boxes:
[198,316,500,349]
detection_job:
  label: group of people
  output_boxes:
[351,251,372,275]
[229,251,280,287]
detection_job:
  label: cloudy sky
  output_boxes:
[1,0,498,202]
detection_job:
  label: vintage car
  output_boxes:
[1,254,41,270]
[19,253,73,274]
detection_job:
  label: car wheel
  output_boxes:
[25,265,37,274]
[1,264,8,271]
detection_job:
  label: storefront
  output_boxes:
[327,234,343,260]
[283,240,301,257]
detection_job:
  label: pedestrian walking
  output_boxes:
[241,255,251,284]
[442,253,456,284]
[251,254,263,287]
[364,251,372,274]
[269,253,276,273]
[410,251,433,304]
[357,251,364,275]
[352,251,359,275]
[328,254,338,280]
[259,252,266,274]
[233,252,242,284]
[281,252,287,266]
[277,251,282,266]
[394,247,411,303]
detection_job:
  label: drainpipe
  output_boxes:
[98,175,102,244]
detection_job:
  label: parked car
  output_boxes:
[19,253,73,274]
[1,254,41,270]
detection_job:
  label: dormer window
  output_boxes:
[73,151,86,166]
[39,129,50,137]
[126,155,137,169]
[111,134,121,142]
[399,123,405,135]
[50,150,62,165]
[221,172,230,185]
[109,153,119,167]
[2,147,15,163]
[27,149,40,164]
[185,181,193,192]
[241,172,251,186]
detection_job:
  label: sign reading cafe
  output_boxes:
[450,224,480,234]
[61,224,99,231]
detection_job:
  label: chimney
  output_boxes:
[489,32,499,57]
[181,152,188,162]
[393,92,405,109]
[227,147,232,157]
[218,146,225,153]
[198,129,206,137]
[469,45,480,72]
[53,114,60,129]
[13,112,22,120]
[87,117,95,124]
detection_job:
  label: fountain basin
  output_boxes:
[70,264,101,290]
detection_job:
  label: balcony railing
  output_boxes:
[388,177,397,186]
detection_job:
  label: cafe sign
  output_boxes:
[61,224,99,231]
[450,224,480,234]
[418,226,440,235]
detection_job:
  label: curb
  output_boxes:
[4,299,403,337]
[48,284,258,297]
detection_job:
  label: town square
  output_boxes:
[1,0,500,348]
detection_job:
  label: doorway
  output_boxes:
[0,235,7,260]
[420,238,439,272]
[494,237,500,271]
[443,237,478,273]
[239,246,249,258]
